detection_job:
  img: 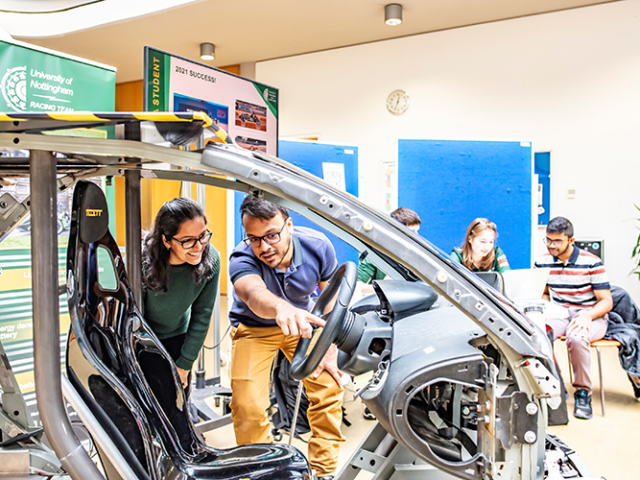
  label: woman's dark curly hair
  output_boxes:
[142,197,214,293]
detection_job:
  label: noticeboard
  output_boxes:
[0,39,115,113]
[0,39,115,408]
[144,46,278,156]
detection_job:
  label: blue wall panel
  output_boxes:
[234,140,359,266]
[534,152,550,226]
[398,139,532,269]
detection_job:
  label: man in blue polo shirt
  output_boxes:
[228,195,343,480]
[535,216,612,420]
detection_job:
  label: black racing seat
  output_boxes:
[65,180,311,480]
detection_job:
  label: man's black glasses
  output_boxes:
[243,222,286,248]
[171,229,212,249]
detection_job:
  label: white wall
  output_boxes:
[256,1,640,301]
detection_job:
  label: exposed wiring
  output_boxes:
[70,419,97,459]
[0,1,105,14]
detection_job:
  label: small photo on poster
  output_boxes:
[235,136,267,153]
[174,93,229,134]
[235,100,267,132]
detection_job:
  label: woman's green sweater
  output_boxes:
[142,247,220,370]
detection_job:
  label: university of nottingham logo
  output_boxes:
[1,65,27,112]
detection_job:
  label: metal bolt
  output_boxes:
[526,403,538,415]
[479,415,490,424]
[436,271,447,283]
[462,406,470,415]
[484,401,492,412]
[524,431,537,443]
[0,201,7,208]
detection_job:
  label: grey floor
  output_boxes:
[201,296,639,480]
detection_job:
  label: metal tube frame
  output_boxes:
[61,375,138,480]
[30,150,104,480]
[596,347,605,416]
[124,169,142,308]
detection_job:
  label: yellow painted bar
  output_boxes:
[48,112,106,122]
[0,111,213,127]
[0,113,27,121]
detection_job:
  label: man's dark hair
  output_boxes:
[240,195,289,222]
[390,207,421,227]
[547,216,574,238]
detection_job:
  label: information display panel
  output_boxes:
[144,46,278,155]
[0,39,115,409]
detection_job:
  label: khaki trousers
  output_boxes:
[229,324,345,477]
[547,308,608,393]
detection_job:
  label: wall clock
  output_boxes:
[386,89,410,115]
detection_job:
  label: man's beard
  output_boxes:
[270,236,292,269]
[552,243,572,258]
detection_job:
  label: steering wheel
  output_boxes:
[290,261,357,380]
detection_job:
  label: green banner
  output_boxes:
[253,82,278,119]
[0,41,116,397]
[146,48,169,111]
[0,40,115,112]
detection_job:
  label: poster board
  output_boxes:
[535,152,550,225]
[233,139,360,265]
[0,39,116,406]
[144,46,278,155]
[0,39,115,113]
[398,139,533,269]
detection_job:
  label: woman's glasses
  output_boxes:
[171,230,212,249]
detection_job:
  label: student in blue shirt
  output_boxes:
[228,195,343,480]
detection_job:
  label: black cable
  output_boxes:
[0,1,105,14]
[201,323,232,350]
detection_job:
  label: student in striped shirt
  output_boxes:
[535,216,612,420]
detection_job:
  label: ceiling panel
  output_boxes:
[11,0,619,82]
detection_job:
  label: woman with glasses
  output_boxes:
[141,197,220,390]
[451,217,510,273]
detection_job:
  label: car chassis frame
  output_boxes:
[0,113,596,480]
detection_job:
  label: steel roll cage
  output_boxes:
[0,113,559,480]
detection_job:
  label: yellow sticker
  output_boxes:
[86,209,102,217]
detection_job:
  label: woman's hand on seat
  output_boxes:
[177,367,190,387]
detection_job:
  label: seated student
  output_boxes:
[535,216,612,420]
[451,218,510,273]
[141,198,220,393]
[357,207,421,284]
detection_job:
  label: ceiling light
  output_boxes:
[200,42,215,60]
[385,3,403,26]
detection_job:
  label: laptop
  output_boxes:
[502,268,550,303]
